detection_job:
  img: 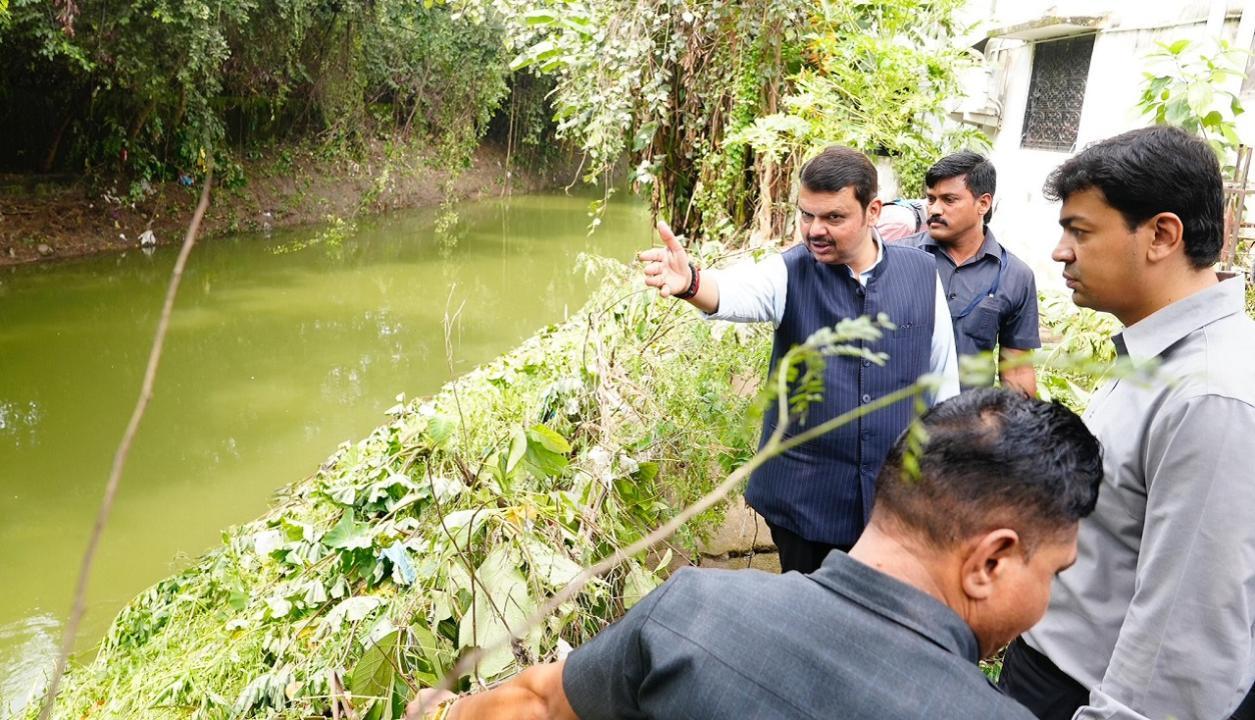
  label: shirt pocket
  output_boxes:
[961,296,1004,353]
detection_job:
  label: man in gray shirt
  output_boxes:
[407,389,1103,720]
[999,126,1255,719]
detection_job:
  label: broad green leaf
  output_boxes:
[457,546,537,678]
[281,518,315,543]
[426,414,456,447]
[1167,38,1190,55]
[324,512,372,550]
[323,596,386,633]
[524,538,582,587]
[350,630,399,699]
[528,424,571,453]
[1165,97,1191,126]
[1187,81,1214,115]
[408,624,445,685]
[622,564,660,610]
[633,461,659,484]
[505,426,528,474]
[522,9,557,25]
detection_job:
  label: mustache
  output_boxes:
[928,216,947,226]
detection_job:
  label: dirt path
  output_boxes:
[0,143,574,267]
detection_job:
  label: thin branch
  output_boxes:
[38,168,214,720]
[414,375,933,714]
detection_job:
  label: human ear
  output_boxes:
[960,529,1021,601]
[1145,212,1185,263]
[866,198,883,225]
[975,192,993,218]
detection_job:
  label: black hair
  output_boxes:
[874,388,1103,552]
[799,145,878,208]
[925,150,997,224]
[1043,125,1224,268]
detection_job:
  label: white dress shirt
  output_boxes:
[701,238,961,404]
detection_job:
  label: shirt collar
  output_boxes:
[847,230,885,285]
[807,550,980,663]
[919,226,1003,266]
[1113,276,1246,362]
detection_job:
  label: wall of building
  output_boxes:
[951,0,1251,288]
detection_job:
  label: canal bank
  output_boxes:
[0,142,577,268]
[0,190,659,715]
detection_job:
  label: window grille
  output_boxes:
[1021,34,1095,152]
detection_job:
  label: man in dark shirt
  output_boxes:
[904,152,1041,395]
[407,389,1104,720]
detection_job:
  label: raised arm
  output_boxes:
[638,220,720,313]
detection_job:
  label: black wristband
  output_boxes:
[675,262,700,300]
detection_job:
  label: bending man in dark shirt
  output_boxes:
[407,389,1103,720]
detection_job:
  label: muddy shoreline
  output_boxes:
[0,143,575,268]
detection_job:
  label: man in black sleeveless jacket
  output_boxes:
[638,145,959,573]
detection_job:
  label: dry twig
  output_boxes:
[37,169,214,720]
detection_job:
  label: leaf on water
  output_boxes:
[324,512,373,550]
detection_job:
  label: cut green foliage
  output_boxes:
[39,257,768,718]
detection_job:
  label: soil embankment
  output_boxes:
[0,143,571,267]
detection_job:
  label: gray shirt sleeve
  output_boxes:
[561,576,678,720]
[1075,394,1255,720]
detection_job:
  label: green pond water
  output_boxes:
[0,191,651,713]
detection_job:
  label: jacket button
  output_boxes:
[862,360,871,367]
[861,394,871,403]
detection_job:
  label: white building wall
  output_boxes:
[957,0,1251,288]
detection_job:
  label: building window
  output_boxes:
[1021,34,1095,152]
